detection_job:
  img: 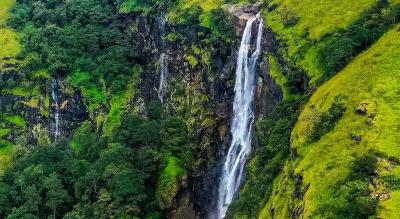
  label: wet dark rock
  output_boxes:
[356,102,370,115]
[50,80,88,139]
[351,133,362,143]
[216,103,229,118]
[224,2,265,35]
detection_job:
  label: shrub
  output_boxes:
[317,153,379,218]
[280,6,300,27]
[310,95,347,141]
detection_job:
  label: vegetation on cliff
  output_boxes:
[0,0,235,218]
[1,0,400,218]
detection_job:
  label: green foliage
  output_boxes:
[310,95,347,141]
[1,114,26,129]
[0,117,164,218]
[0,129,11,138]
[67,71,106,110]
[118,0,171,14]
[10,0,138,100]
[266,0,400,84]
[317,153,379,218]
[184,54,199,68]
[266,25,400,218]
[112,114,161,148]
[230,100,300,218]
[156,156,184,209]
[161,116,190,162]
[43,173,68,218]
[0,0,20,61]
[199,8,235,42]
[147,100,163,121]
[165,32,178,42]
[316,1,400,77]
[70,121,99,159]
[280,6,300,27]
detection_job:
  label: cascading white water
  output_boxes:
[51,79,61,140]
[158,14,168,102]
[216,14,264,219]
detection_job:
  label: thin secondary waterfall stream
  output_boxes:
[51,79,61,140]
[158,14,168,102]
[216,14,264,219]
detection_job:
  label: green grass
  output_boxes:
[0,0,15,24]
[156,156,184,209]
[0,0,20,60]
[67,71,106,111]
[1,114,26,128]
[267,54,299,100]
[30,69,51,80]
[102,65,142,136]
[0,129,11,138]
[0,143,13,175]
[264,0,377,84]
[5,85,41,97]
[262,25,400,218]
[163,156,184,178]
[269,0,376,40]
[102,91,129,136]
[0,0,17,174]
[177,0,223,12]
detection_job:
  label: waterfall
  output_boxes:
[216,14,264,219]
[51,79,61,140]
[158,14,168,102]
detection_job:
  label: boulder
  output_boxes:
[355,102,370,115]
[351,133,362,143]
[223,2,265,36]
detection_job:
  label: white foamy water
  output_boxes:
[158,14,168,102]
[216,14,264,219]
[51,79,61,140]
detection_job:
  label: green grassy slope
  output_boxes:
[261,24,400,218]
[264,0,399,84]
[0,0,20,174]
[0,0,20,61]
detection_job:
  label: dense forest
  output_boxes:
[0,0,399,218]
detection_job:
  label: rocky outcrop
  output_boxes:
[121,5,283,218]
[224,2,265,36]
[50,79,88,140]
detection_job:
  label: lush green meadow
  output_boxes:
[262,24,400,219]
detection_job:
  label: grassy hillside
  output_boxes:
[262,24,400,218]
[264,0,400,84]
[0,0,20,61]
[0,0,20,174]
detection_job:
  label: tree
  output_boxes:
[43,173,68,219]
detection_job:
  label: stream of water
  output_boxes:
[216,14,264,219]
[158,14,168,103]
[51,79,61,140]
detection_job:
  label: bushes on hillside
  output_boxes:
[318,152,379,218]
[0,100,191,218]
[119,0,171,14]
[310,95,347,141]
[318,1,400,77]
[9,0,137,95]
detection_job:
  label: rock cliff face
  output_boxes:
[129,5,283,218]
[0,70,87,143]
[0,4,283,218]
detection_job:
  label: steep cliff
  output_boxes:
[1,0,400,218]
